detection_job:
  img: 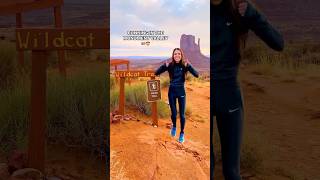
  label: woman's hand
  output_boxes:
[237,0,248,16]
[184,59,190,67]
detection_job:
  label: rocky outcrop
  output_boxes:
[157,34,210,71]
[180,34,210,71]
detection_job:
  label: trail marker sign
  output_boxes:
[16,28,108,50]
[16,27,108,172]
[147,80,161,102]
[114,70,159,126]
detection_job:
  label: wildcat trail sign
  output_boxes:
[16,28,108,50]
[16,27,108,172]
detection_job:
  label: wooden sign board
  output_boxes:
[147,80,161,102]
[16,28,109,50]
[114,70,155,78]
[0,0,64,15]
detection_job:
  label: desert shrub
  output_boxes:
[0,41,17,89]
[0,68,109,155]
[160,76,170,88]
[243,42,320,69]
[110,89,119,111]
[157,100,170,118]
[110,82,169,118]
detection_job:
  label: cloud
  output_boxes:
[111,0,210,56]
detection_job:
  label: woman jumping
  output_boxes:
[211,0,284,179]
[155,48,199,143]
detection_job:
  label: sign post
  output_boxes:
[16,28,109,171]
[28,50,47,172]
[114,70,160,126]
[54,6,66,76]
[0,0,65,72]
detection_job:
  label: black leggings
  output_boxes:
[211,79,243,180]
[168,93,186,133]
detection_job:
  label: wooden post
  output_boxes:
[54,6,66,76]
[151,76,158,127]
[127,62,131,85]
[28,50,47,172]
[115,65,118,83]
[119,77,125,115]
[16,13,24,66]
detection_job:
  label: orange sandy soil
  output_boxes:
[110,81,211,180]
[0,144,106,179]
[45,144,106,180]
[111,65,320,180]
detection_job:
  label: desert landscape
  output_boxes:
[0,0,319,179]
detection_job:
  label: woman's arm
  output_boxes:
[186,64,199,78]
[154,63,168,76]
[241,1,284,51]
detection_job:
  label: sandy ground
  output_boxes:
[110,81,211,180]
[237,66,320,180]
[111,65,320,180]
[45,144,107,180]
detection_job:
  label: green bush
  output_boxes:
[157,100,170,118]
[110,82,169,118]
[47,69,108,152]
[110,89,119,111]
[0,79,30,152]
[0,41,17,89]
[0,68,109,155]
[160,76,170,88]
[243,42,320,70]
[125,83,149,115]
[110,76,116,90]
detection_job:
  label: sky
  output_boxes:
[110,0,210,57]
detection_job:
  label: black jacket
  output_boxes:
[211,1,284,81]
[155,62,199,96]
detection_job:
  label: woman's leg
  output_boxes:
[211,115,215,179]
[216,106,243,180]
[178,95,186,133]
[168,93,177,128]
[214,80,243,180]
[211,82,216,179]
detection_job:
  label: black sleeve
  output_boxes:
[154,63,168,76]
[187,64,199,78]
[242,2,284,51]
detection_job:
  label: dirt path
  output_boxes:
[110,81,210,180]
[110,66,320,180]
[236,66,320,179]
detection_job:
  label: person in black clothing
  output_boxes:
[155,48,199,143]
[211,0,284,179]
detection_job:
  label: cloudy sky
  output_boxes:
[110,0,210,57]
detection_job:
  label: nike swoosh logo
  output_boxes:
[226,22,232,26]
[229,107,239,113]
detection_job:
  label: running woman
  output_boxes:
[155,48,199,143]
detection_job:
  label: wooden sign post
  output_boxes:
[110,59,130,84]
[114,70,160,126]
[0,0,65,73]
[16,28,109,172]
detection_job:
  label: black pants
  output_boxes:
[168,92,186,133]
[211,79,243,180]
